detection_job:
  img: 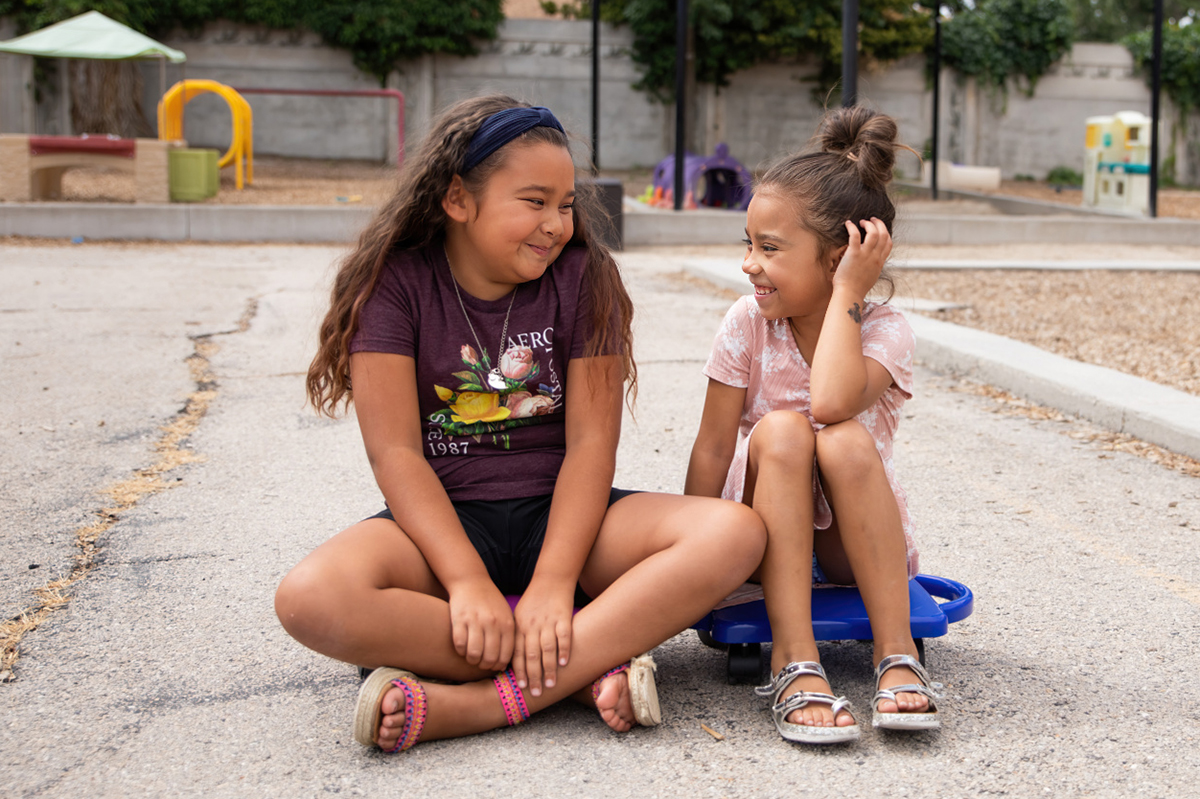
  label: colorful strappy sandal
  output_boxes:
[593,653,661,726]
[354,668,533,752]
[353,668,429,752]
[871,654,941,730]
[755,661,861,745]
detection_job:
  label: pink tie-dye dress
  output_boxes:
[703,295,919,577]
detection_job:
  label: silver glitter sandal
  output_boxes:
[755,661,861,745]
[871,654,941,730]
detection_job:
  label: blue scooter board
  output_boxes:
[691,574,974,683]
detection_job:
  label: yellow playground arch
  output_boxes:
[158,80,253,189]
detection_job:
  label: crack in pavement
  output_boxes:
[0,297,260,682]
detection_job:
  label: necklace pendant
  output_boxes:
[487,369,507,390]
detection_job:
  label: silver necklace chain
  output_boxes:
[445,248,517,391]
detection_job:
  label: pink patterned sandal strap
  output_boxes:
[493,669,530,726]
[591,662,630,703]
[386,676,428,753]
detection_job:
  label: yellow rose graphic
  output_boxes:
[435,385,454,401]
[449,391,511,424]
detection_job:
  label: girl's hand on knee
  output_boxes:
[511,586,574,697]
[833,218,892,299]
[448,578,515,672]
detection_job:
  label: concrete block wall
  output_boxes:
[710,53,930,179]
[392,20,668,170]
[939,44,1160,182]
[137,23,398,163]
[0,16,1192,181]
[133,18,664,169]
[0,18,35,134]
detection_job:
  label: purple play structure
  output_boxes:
[651,143,753,210]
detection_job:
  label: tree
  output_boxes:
[1068,0,1195,43]
[546,0,932,102]
[1124,23,1200,183]
[939,0,1075,95]
[1125,22,1200,113]
[0,1,504,136]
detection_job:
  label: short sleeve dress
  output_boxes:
[703,295,919,577]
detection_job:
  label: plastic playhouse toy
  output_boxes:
[1083,111,1151,215]
[158,79,254,190]
[649,143,753,210]
[692,574,974,684]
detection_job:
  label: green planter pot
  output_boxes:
[168,148,219,202]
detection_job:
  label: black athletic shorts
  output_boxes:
[370,487,639,607]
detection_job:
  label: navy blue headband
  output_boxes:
[461,106,565,173]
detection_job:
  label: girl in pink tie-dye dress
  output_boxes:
[687,106,941,745]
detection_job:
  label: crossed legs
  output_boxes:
[275,492,765,748]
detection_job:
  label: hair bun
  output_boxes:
[816,106,898,191]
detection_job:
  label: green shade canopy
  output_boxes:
[0,10,186,63]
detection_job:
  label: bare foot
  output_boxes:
[875,662,931,714]
[376,682,416,751]
[592,670,637,732]
[779,672,857,729]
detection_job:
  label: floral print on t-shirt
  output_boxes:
[431,342,563,444]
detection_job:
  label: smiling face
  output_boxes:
[741,191,838,322]
[443,139,576,300]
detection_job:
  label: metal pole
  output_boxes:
[674,0,687,211]
[842,0,858,107]
[931,15,941,201]
[1149,0,1163,218]
[180,61,187,142]
[591,0,600,173]
[59,58,71,135]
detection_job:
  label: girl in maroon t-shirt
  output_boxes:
[275,95,766,753]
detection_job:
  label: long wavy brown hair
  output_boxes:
[306,94,637,416]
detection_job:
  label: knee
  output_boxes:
[275,560,340,644]
[702,500,767,571]
[815,420,880,478]
[749,410,816,467]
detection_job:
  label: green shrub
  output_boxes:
[1046,166,1083,186]
[549,0,932,103]
[940,0,1074,95]
[0,0,505,85]
[1125,24,1200,114]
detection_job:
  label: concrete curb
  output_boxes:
[896,259,1200,272]
[0,202,372,243]
[909,314,1200,462]
[682,257,1200,462]
[893,213,1200,246]
[5,200,1200,246]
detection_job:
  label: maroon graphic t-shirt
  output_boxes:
[349,245,595,501]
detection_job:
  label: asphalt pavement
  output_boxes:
[2,240,1199,797]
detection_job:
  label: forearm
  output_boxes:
[685,445,733,498]
[687,378,745,497]
[810,284,871,423]
[371,445,492,591]
[530,443,615,589]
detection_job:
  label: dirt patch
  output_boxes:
[44,157,657,207]
[969,179,1200,220]
[897,269,1200,398]
[42,159,1200,218]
